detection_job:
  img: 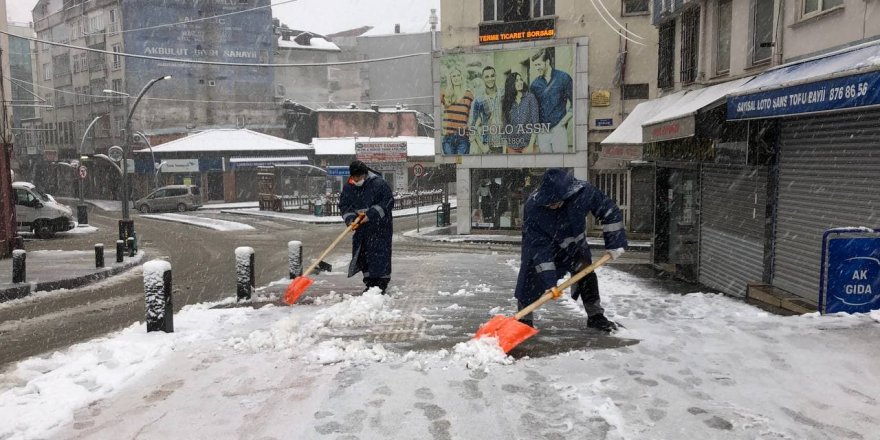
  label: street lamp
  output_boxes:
[133,131,160,189]
[75,115,106,225]
[111,75,172,245]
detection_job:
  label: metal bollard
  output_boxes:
[116,240,124,263]
[288,240,303,279]
[144,259,173,333]
[12,250,26,284]
[235,246,255,301]
[127,237,135,257]
[95,243,104,268]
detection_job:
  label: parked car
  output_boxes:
[12,181,76,239]
[135,185,203,213]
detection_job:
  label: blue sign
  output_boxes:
[819,228,880,314]
[728,71,880,120]
[595,118,614,127]
[327,166,350,176]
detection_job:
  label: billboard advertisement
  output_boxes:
[122,0,274,101]
[439,45,576,155]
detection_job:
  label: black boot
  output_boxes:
[587,314,619,333]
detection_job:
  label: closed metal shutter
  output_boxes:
[699,164,768,296]
[775,110,880,300]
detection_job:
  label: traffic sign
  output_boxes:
[108,146,124,162]
[413,163,425,177]
[327,166,350,176]
[78,165,88,180]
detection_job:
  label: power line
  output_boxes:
[587,0,648,47]
[594,0,647,41]
[111,0,298,34]
[6,75,432,107]
[0,30,430,68]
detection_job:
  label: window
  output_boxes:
[680,7,700,84]
[504,0,531,22]
[752,0,774,65]
[89,13,104,34]
[89,44,106,70]
[483,0,500,21]
[111,79,124,105]
[112,44,122,69]
[623,0,649,14]
[803,0,843,16]
[716,0,732,74]
[109,9,118,33]
[43,63,51,80]
[657,21,675,89]
[532,0,555,17]
[622,83,650,100]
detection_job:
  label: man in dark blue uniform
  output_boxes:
[515,168,627,332]
[339,160,395,294]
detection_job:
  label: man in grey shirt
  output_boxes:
[469,66,504,154]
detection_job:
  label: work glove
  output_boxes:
[607,248,625,260]
[351,213,366,230]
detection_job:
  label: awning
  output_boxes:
[727,41,880,120]
[642,77,752,143]
[600,93,683,145]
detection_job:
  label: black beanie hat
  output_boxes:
[349,160,369,176]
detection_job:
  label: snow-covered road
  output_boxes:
[1,251,878,440]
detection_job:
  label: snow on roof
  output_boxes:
[312,136,435,156]
[643,77,753,127]
[732,40,880,96]
[277,37,340,51]
[139,129,312,153]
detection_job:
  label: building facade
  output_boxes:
[28,0,283,200]
[603,0,879,304]
[438,0,658,233]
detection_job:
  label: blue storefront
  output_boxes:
[727,41,880,303]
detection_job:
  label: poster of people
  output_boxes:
[439,45,576,155]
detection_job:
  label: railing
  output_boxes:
[272,190,446,217]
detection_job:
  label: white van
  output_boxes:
[12,181,76,238]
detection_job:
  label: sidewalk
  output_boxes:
[0,249,145,302]
[403,224,653,251]
[222,199,458,224]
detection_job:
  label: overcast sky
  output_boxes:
[6,0,440,35]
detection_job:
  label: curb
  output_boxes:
[0,251,146,303]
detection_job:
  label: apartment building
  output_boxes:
[438,0,658,234]
[29,0,281,198]
[603,0,879,305]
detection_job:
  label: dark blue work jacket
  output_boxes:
[515,169,627,303]
[338,173,395,278]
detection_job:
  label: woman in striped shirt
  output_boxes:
[441,66,474,155]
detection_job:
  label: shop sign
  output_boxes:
[478,18,556,45]
[643,138,715,162]
[600,145,641,160]
[643,116,696,143]
[162,158,200,173]
[591,91,611,107]
[356,141,407,163]
[820,228,880,314]
[327,166,349,176]
[728,71,880,120]
[44,149,58,162]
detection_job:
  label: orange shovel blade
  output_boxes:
[283,276,314,305]
[473,315,539,353]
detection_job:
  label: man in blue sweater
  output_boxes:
[515,168,627,332]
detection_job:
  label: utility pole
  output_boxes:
[0,42,21,257]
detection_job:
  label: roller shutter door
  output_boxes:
[699,164,768,297]
[774,110,880,300]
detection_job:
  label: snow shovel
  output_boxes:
[474,253,613,353]
[283,213,365,304]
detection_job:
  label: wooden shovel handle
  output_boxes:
[302,213,364,277]
[513,253,613,321]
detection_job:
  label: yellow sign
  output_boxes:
[592,90,612,107]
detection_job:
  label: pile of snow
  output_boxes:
[452,337,514,370]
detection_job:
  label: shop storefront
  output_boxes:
[727,42,880,301]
